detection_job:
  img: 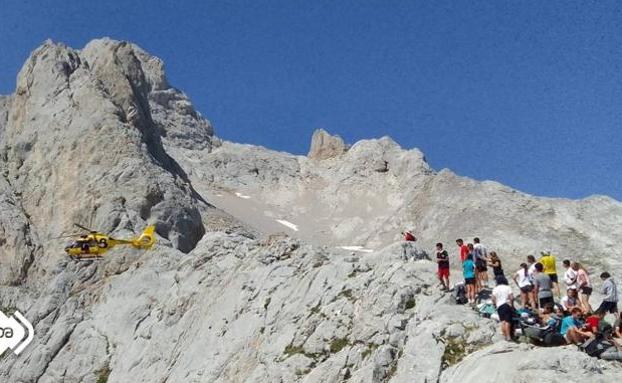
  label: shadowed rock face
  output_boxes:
[1,39,209,257]
[0,39,620,382]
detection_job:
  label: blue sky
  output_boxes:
[1,1,621,200]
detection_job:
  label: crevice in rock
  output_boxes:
[34,324,77,383]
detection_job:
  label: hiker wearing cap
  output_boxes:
[597,272,619,315]
[571,262,593,313]
[539,252,561,298]
[491,276,514,341]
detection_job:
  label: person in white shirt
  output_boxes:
[492,276,515,341]
[513,263,535,308]
[563,259,578,290]
[527,255,537,281]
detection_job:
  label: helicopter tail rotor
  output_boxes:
[132,225,156,249]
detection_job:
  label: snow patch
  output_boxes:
[338,246,374,253]
[235,192,251,199]
[276,219,299,231]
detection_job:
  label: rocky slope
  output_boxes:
[0,38,620,383]
[170,131,622,274]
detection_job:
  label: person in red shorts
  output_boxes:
[456,238,469,263]
[436,242,450,290]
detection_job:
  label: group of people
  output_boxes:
[433,237,621,359]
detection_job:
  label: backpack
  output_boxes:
[451,283,468,305]
[598,321,614,337]
[581,336,613,358]
[478,303,496,318]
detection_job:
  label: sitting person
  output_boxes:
[615,312,622,339]
[561,307,592,345]
[601,335,622,361]
[560,287,580,313]
[584,309,607,335]
[539,304,559,327]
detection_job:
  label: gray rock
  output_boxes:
[0,38,620,383]
[307,129,347,160]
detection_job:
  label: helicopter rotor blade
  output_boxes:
[52,233,85,239]
[73,223,95,232]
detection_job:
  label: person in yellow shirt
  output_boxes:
[540,252,561,298]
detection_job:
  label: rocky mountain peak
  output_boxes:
[307,128,347,160]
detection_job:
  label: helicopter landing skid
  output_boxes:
[69,255,104,261]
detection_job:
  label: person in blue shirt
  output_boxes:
[561,307,591,344]
[463,254,476,303]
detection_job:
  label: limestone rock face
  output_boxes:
[0,95,11,141]
[307,128,347,160]
[0,38,620,383]
[1,39,208,256]
[441,342,622,383]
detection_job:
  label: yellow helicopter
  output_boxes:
[63,223,156,260]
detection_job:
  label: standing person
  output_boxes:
[533,263,554,309]
[473,238,489,288]
[597,272,619,315]
[527,255,537,280]
[487,252,505,279]
[456,239,469,263]
[563,259,578,290]
[513,263,535,308]
[463,254,477,304]
[491,276,515,341]
[539,252,561,298]
[435,243,450,291]
[468,243,484,290]
[573,262,593,314]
